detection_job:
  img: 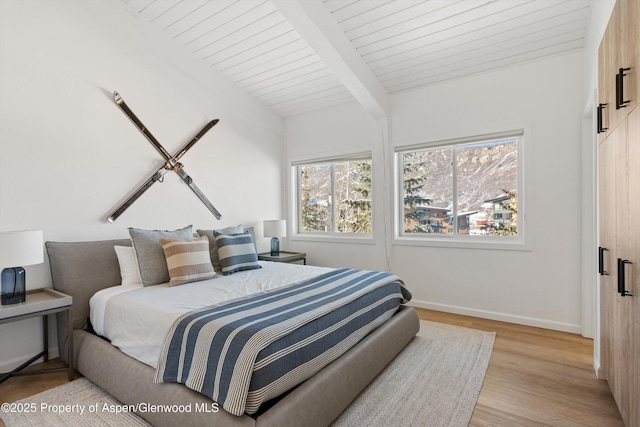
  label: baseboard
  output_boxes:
[0,346,59,373]
[409,300,582,334]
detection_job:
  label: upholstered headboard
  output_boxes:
[46,239,131,362]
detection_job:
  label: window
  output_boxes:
[295,156,372,236]
[397,132,522,241]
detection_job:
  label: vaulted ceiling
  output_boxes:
[120,0,593,118]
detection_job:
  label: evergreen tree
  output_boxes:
[402,153,432,233]
[338,161,372,233]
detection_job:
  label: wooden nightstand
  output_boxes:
[258,251,306,265]
[0,288,74,383]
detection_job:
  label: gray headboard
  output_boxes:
[46,239,131,362]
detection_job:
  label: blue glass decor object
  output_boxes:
[270,237,280,256]
[1,267,26,305]
[264,220,286,257]
[0,230,43,305]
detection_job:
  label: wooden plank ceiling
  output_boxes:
[121,0,593,118]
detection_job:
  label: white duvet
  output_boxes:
[89,261,332,369]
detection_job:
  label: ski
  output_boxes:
[107,167,169,223]
[172,119,219,163]
[113,91,172,161]
[108,91,222,222]
[174,166,222,219]
[113,92,219,165]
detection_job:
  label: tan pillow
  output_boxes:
[160,236,216,287]
[129,225,194,286]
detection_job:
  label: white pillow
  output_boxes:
[114,245,143,286]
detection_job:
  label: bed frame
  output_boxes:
[46,239,419,427]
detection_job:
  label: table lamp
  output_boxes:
[0,230,44,305]
[263,220,286,256]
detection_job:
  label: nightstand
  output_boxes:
[0,288,74,383]
[258,251,306,265]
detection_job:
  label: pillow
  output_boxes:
[114,245,143,286]
[244,226,257,251]
[129,225,193,286]
[214,231,261,275]
[159,236,216,287]
[197,225,243,271]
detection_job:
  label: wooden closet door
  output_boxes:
[598,6,618,142]
[599,135,614,381]
[612,120,634,425]
[598,2,639,425]
[627,106,639,427]
[608,4,626,133]
[600,121,634,424]
[621,0,638,114]
[599,30,612,143]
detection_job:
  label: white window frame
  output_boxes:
[393,129,530,251]
[291,153,374,243]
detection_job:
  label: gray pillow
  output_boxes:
[129,225,193,286]
[197,225,243,271]
[244,226,257,251]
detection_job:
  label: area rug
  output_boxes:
[1,320,495,427]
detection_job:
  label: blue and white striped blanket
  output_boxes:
[154,268,411,416]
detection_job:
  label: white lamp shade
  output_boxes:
[0,230,44,268]
[263,220,286,238]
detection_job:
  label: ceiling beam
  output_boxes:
[272,0,389,119]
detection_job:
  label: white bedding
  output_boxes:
[89,261,332,369]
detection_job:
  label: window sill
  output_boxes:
[290,234,375,245]
[393,235,532,251]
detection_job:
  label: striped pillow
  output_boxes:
[160,236,216,286]
[196,225,244,271]
[214,231,261,275]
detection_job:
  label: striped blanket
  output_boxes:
[155,268,411,416]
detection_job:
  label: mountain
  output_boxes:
[405,139,518,213]
[299,138,518,232]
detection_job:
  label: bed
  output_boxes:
[46,237,419,427]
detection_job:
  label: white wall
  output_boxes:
[392,52,584,332]
[286,102,389,269]
[0,0,284,371]
[286,51,585,333]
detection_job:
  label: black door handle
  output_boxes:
[616,67,631,109]
[597,103,608,133]
[617,258,633,297]
[599,247,609,275]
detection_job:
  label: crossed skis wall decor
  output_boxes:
[106,91,222,223]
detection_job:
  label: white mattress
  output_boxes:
[89,261,332,369]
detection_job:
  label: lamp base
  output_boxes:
[270,237,280,256]
[1,267,26,305]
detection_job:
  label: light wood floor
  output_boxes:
[419,309,623,427]
[0,309,624,427]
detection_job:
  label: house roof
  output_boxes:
[484,195,510,203]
